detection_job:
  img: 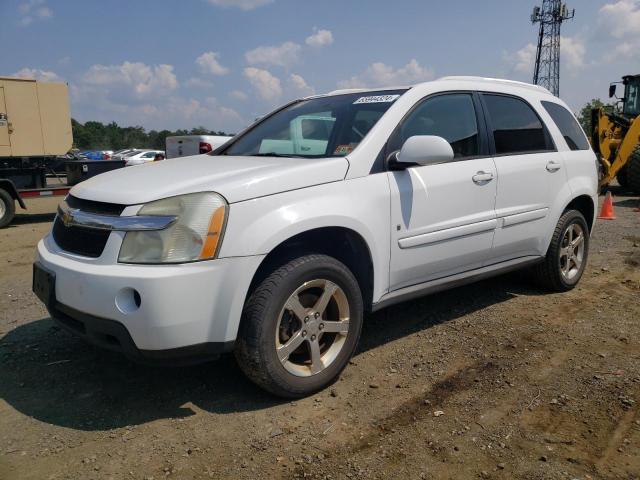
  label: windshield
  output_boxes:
[219,89,407,158]
[623,78,640,117]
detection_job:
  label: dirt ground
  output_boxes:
[0,189,639,480]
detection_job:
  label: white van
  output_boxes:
[165,135,232,159]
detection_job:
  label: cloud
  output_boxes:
[338,59,434,88]
[505,43,536,75]
[70,61,247,132]
[185,77,215,88]
[289,74,315,96]
[306,28,334,48]
[18,0,52,26]
[560,36,586,70]
[597,0,640,61]
[195,51,230,76]
[245,41,302,68]
[599,0,640,38]
[230,90,249,101]
[163,97,242,124]
[244,67,282,102]
[504,36,585,76]
[206,0,273,10]
[12,67,62,82]
[82,62,178,99]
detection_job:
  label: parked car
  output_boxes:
[124,150,165,166]
[79,150,113,161]
[34,77,597,397]
[166,135,232,159]
[111,149,142,161]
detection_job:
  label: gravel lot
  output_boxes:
[1,190,639,480]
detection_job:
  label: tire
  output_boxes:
[531,210,589,292]
[616,166,629,189]
[0,188,16,228]
[235,254,363,398]
[627,145,640,194]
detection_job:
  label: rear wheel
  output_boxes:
[627,145,640,193]
[532,210,589,292]
[235,254,363,398]
[0,189,16,228]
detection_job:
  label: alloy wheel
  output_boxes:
[559,222,585,281]
[275,279,350,377]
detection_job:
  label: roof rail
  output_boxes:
[438,76,552,94]
[326,88,371,95]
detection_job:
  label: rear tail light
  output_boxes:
[103,153,111,160]
[199,142,213,154]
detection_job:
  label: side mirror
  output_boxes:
[396,135,454,167]
[609,84,617,98]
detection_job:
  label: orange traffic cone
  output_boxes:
[597,192,616,220]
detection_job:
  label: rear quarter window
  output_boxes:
[541,101,590,151]
[482,94,554,155]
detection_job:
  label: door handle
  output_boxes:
[546,161,561,172]
[472,171,494,184]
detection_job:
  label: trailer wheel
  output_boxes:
[0,188,16,228]
[627,145,640,194]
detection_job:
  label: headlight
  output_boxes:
[118,192,227,264]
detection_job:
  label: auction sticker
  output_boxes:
[353,94,400,104]
[334,144,354,155]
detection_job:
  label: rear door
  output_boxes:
[387,92,498,290]
[480,93,565,262]
[0,88,11,155]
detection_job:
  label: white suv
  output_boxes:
[33,77,598,397]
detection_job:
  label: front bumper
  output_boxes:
[36,233,265,359]
[49,301,234,365]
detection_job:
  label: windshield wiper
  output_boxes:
[248,152,305,158]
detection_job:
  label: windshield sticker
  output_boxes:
[353,94,400,105]
[334,144,355,155]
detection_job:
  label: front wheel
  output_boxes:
[235,254,363,398]
[531,210,589,292]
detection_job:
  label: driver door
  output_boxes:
[387,92,498,291]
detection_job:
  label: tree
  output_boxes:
[576,99,606,136]
[69,120,232,151]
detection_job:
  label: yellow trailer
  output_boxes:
[0,76,72,158]
[0,77,73,227]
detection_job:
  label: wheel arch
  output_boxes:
[247,226,375,313]
[564,194,595,233]
[0,179,26,209]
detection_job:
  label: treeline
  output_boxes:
[71,119,232,151]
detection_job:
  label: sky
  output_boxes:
[1,0,638,133]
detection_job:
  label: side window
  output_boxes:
[541,101,590,151]
[482,94,553,155]
[391,93,480,159]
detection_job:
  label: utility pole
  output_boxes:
[531,1,575,96]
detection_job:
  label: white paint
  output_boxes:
[36,75,598,355]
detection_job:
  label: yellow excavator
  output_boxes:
[592,74,640,192]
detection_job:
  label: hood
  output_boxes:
[70,154,349,205]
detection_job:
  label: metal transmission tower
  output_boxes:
[531,1,575,96]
